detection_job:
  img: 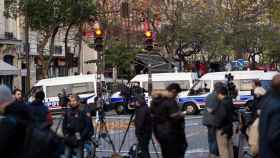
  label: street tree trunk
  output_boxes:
[38,33,51,79]
[64,23,74,76]
[47,26,60,77]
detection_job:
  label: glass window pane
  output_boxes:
[240,79,253,91]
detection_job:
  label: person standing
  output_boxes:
[151,83,187,158]
[0,85,31,158]
[213,85,235,158]
[203,82,225,158]
[259,74,280,158]
[134,96,152,158]
[63,94,93,158]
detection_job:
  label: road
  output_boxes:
[52,114,209,158]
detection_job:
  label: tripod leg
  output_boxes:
[101,121,117,153]
[151,136,160,158]
[118,114,135,153]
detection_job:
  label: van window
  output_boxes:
[142,80,190,91]
[46,82,95,98]
[240,79,253,91]
[189,80,211,95]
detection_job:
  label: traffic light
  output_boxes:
[94,28,104,51]
[144,31,153,51]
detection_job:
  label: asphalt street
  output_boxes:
[52,114,209,158]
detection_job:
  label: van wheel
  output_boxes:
[114,104,127,115]
[183,102,198,115]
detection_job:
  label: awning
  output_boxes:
[0,61,18,76]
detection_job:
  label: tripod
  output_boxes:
[94,99,116,153]
[118,113,160,158]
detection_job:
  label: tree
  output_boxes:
[105,42,139,79]
[5,0,97,78]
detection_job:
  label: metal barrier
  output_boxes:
[51,116,208,158]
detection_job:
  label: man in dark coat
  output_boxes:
[203,82,225,158]
[63,94,93,158]
[259,74,280,158]
[134,96,152,158]
[29,90,52,128]
[0,85,31,158]
[151,83,187,158]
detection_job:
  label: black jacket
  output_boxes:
[212,97,235,136]
[29,100,49,128]
[260,91,280,158]
[0,102,31,158]
[151,96,187,145]
[134,104,152,139]
[62,107,93,144]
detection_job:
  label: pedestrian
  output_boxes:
[134,96,152,158]
[0,85,31,158]
[213,85,235,158]
[250,80,266,117]
[29,90,53,129]
[151,83,187,158]
[12,88,24,104]
[202,82,225,158]
[62,94,94,158]
[259,74,280,158]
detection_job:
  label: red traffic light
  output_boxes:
[144,31,153,39]
[94,28,103,37]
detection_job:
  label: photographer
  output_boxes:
[62,94,93,158]
[203,82,225,158]
[133,96,152,158]
[151,83,187,158]
[213,85,235,158]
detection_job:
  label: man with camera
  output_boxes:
[62,94,94,158]
[212,85,235,158]
[132,96,152,158]
[151,83,187,158]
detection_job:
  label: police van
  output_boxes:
[29,74,126,110]
[111,72,198,114]
[182,71,279,114]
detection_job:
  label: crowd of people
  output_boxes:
[0,74,280,158]
[203,74,280,158]
[0,87,94,158]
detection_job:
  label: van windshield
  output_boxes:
[189,80,211,96]
[142,80,190,91]
[46,82,95,98]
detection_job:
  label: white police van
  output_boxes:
[30,74,110,110]
[111,72,198,114]
[183,71,279,114]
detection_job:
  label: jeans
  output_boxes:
[64,145,83,158]
[208,126,219,156]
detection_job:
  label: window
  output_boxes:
[142,80,190,91]
[46,82,95,98]
[240,79,254,91]
[189,80,211,96]
[55,46,63,55]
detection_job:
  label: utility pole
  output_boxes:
[24,1,30,93]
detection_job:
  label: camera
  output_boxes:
[120,82,145,110]
[225,73,238,98]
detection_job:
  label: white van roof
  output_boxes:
[34,74,101,87]
[200,71,277,80]
[130,72,198,82]
[259,71,279,80]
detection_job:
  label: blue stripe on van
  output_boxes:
[111,98,126,103]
